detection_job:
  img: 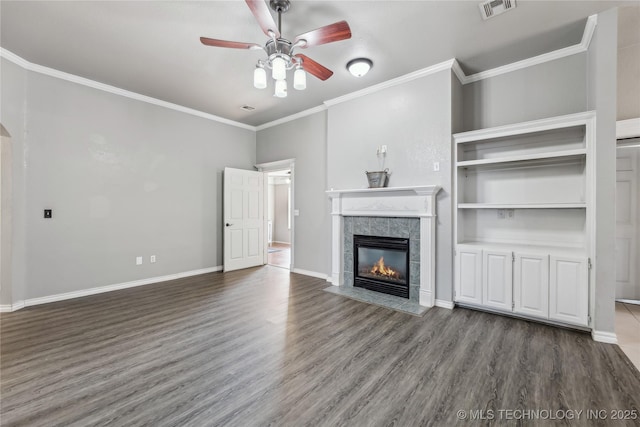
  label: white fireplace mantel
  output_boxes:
[327,185,441,307]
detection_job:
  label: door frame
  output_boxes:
[255,158,295,271]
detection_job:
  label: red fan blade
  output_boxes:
[294,54,333,81]
[245,0,280,38]
[294,21,351,48]
[200,37,262,50]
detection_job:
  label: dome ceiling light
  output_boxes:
[347,58,373,77]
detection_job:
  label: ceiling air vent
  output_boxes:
[240,105,256,112]
[479,0,516,20]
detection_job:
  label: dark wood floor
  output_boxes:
[1,266,639,426]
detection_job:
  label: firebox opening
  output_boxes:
[354,235,410,299]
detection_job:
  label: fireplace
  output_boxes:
[354,235,410,298]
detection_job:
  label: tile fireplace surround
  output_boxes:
[327,186,441,307]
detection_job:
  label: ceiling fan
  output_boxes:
[200,0,352,97]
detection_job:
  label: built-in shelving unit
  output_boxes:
[453,111,595,329]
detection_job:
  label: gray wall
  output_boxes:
[462,53,588,131]
[589,8,618,334]
[327,70,454,302]
[2,63,255,300]
[0,58,27,305]
[256,112,330,275]
[618,6,640,121]
[273,183,290,243]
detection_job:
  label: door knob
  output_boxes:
[226,223,233,227]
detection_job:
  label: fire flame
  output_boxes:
[370,257,400,279]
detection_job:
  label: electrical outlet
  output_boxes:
[136,256,143,265]
[497,209,506,219]
[150,255,156,263]
[433,162,440,172]
[506,209,515,220]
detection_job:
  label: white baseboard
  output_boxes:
[291,268,329,281]
[591,330,618,344]
[435,299,455,309]
[1,266,222,312]
[0,300,25,313]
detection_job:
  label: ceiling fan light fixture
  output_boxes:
[254,66,267,89]
[293,68,306,90]
[272,56,287,81]
[274,79,288,98]
[347,58,373,77]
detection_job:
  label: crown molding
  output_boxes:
[256,105,327,131]
[3,12,599,130]
[0,48,256,132]
[461,14,597,84]
[324,59,456,107]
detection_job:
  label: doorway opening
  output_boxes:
[266,169,291,269]
[256,158,295,271]
[615,130,640,369]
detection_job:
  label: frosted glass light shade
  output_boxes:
[347,58,373,77]
[253,67,267,89]
[272,57,286,81]
[274,79,287,98]
[293,68,306,90]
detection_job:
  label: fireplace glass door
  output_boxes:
[354,235,410,298]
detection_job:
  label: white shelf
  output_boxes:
[457,149,586,168]
[453,111,595,144]
[458,202,586,209]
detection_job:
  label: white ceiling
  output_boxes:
[1,1,637,127]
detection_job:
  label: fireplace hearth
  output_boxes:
[354,235,410,298]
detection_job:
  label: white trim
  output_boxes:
[435,299,455,310]
[1,12,599,131]
[462,14,597,84]
[1,266,222,311]
[324,59,455,107]
[256,105,327,131]
[580,14,598,50]
[292,268,329,281]
[591,330,618,344]
[616,118,640,140]
[0,300,26,312]
[450,59,468,85]
[453,111,596,143]
[255,158,296,171]
[0,48,255,132]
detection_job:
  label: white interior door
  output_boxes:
[223,167,264,272]
[616,150,638,299]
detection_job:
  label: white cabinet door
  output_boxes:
[482,250,513,311]
[549,256,588,326]
[514,253,549,319]
[455,246,482,305]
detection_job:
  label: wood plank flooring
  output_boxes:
[268,243,291,269]
[1,266,639,426]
